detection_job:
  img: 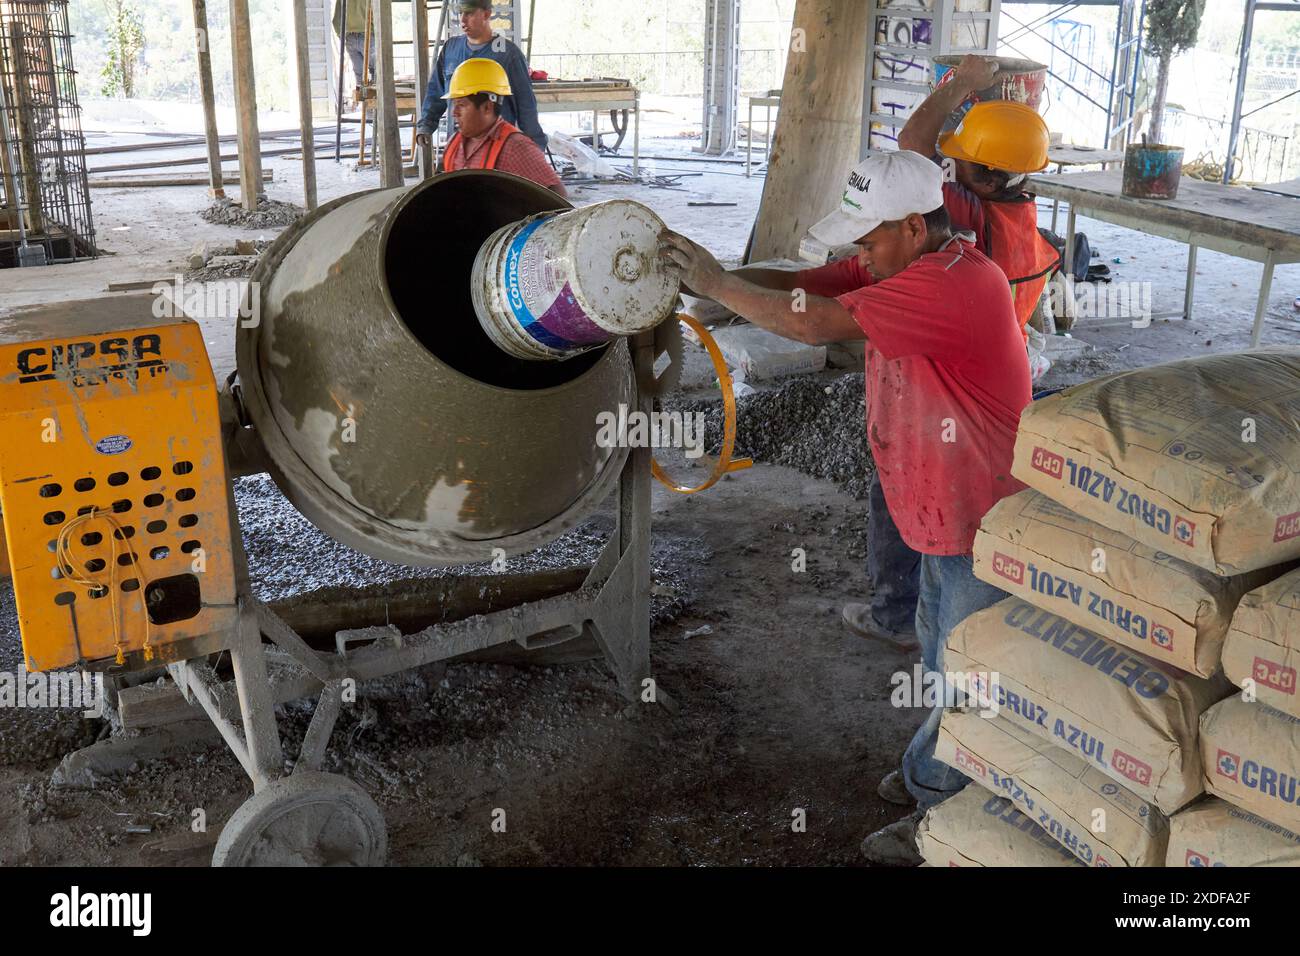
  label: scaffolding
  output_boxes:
[0,0,95,267]
[999,0,1144,151]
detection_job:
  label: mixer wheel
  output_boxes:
[212,772,387,867]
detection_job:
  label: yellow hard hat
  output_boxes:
[443,57,513,100]
[938,101,1050,174]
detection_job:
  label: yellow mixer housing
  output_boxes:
[0,296,237,672]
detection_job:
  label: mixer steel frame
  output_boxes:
[121,334,662,865]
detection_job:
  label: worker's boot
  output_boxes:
[860,810,925,866]
[877,769,915,807]
[842,603,919,652]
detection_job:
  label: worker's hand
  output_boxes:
[953,54,1000,92]
[415,131,431,147]
[658,229,724,297]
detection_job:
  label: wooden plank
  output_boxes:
[1251,177,1300,200]
[89,170,272,188]
[229,0,264,211]
[1029,169,1300,255]
[192,0,226,198]
[1047,145,1125,167]
[373,0,404,187]
[750,0,870,262]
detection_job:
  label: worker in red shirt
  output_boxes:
[659,150,1031,865]
[837,58,1054,689]
[426,58,566,197]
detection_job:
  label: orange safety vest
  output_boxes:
[443,119,523,172]
[984,195,1061,332]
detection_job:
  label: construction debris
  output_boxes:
[200,196,303,229]
[184,240,273,280]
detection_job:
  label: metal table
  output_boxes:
[745,93,780,178]
[1029,168,1300,346]
[533,79,640,176]
[1043,145,1126,232]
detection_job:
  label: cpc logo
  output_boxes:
[1276,511,1300,543]
[1173,516,1196,546]
[953,747,987,778]
[1030,446,1065,480]
[1186,849,1211,867]
[1112,750,1152,786]
[1150,624,1174,651]
[991,552,1025,585]
[1216,749,1240,782]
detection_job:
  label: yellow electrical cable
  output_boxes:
[56,508,153,665]
[651,313,753,495]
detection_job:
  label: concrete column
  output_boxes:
[750,0,869,262]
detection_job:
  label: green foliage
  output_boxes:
[1143,0,1206,60]
[100,0,145,97]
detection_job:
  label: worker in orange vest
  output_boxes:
[428,58,566,197]
[899,56,1059,336]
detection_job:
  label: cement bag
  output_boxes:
[1222,567,1300,718]
[916,786,1084,867]
[707,324,826,381]
[945,597,1233,813]
[974,489,1285,677]
[1167,797,1300,867]
[935,709,1168,867]
[1199,697,1300,832]
[1011,350,1300,575]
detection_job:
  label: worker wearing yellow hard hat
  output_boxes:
[937,100,1051,175]
[434,58,565,196]
[899,56,1058,338]
[442,56,513,101]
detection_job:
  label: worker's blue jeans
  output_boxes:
[901,552,1008,809]
[866,471,922,634]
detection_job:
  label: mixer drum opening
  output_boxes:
[238,171,636,567]
[382,174,605,390]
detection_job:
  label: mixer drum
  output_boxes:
[236,171,634,567]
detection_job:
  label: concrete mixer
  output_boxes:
[0,171,747,866]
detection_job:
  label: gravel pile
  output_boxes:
[666,372,875,499]
[200,197,303,229]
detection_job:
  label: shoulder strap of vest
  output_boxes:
[483,120,523,168]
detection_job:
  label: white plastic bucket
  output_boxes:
[471,199,681,361]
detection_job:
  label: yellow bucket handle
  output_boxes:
[651,314,753,494]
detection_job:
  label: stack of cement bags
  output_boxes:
[916,350,1300,867]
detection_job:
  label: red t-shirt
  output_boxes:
[942,180,986,247]
[798,240,1031,555]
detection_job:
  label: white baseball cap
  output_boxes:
[809,150,945,247]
